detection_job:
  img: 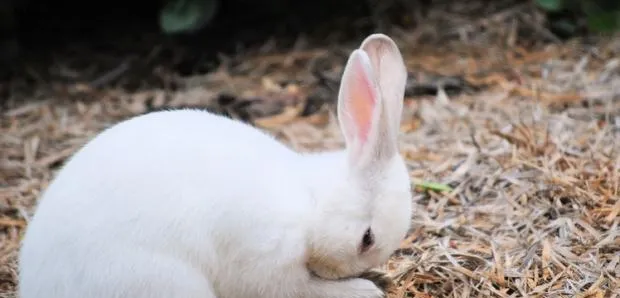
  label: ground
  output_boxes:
[1,3,620,298]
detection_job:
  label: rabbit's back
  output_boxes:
[19,109,311,298]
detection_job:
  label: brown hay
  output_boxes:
[2,22,620,298]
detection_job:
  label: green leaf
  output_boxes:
[413,180,453,192]
[536,0,566,12]
[159,0,218,34]
[585,10,620,32]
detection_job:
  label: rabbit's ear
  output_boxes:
[360,34,408,139]
[337,49,394,171]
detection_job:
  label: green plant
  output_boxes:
[535,0,620,33]
[159,0,219,34]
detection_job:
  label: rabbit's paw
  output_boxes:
[308,276,385,298]
[346,277,386,298]
[358,269,394,293]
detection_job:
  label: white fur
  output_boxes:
[18,33,412,298]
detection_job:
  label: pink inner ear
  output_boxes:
[346,56,377,144]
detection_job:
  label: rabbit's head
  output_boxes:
[305,34,412,280]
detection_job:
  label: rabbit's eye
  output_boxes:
[360,228,374,252]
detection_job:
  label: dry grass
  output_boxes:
[2,5,620,297]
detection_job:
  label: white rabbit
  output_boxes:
[18,33,412,298]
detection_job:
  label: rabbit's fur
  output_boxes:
[18,33,412,298]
